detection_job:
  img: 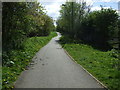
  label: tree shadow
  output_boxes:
[58,35,112,52]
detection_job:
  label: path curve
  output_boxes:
[14,32,105,88]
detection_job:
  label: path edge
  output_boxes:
[63,48,108,89]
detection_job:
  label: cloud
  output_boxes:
[38,0,66,2]
[38,0,65,20]
[91,6,101,11]
[40,2,62,20]
[91,6,111,11]
[92,0,120,3]
[101,0,120,2]
[84,0,94,5]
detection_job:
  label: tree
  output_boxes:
[2,2,55,51]
[56,1,90,38]
[57,1,119,50]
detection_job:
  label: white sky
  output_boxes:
[38,0,120,21]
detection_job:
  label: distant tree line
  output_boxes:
[2,2,55,51]
[56,1,120,50]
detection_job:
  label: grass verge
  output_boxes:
[60,36,120,90]
[0,66,2,90]
[2,32,57,89]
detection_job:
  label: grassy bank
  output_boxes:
[0,66,2,90]
[2,32,57,89]
[60,36,120,90]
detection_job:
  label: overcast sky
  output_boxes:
[38,0,120,21]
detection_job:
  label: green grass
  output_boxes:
[0,66,2,90]
[2,32,57,89]
[60,37,120,90]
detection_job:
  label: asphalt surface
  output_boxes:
[14,32,105,88]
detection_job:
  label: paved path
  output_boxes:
[15,32,105,88]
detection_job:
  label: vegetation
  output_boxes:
[2,1,120,90]
[57,1,120,90]
[57,2,119,50]
[2,2,55,51]
[2,2,56,89]
[0,66,1,90]
[60,36,120,89]
[2,32,57,89]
